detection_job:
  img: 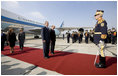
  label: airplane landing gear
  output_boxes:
[34,35,39,38]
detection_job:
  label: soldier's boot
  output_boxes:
[102,57,106,68]
[95,55,102,67]
[95,55,106,68]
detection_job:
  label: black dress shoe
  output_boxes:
[1,49,4,51]
[44,56,50,59]
[95,63,106,68]
[20,48,23,51]
[51,52,55,54]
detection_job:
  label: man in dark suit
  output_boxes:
[1,30,7,51]
[50,25,56,54]
[41,21,50,59]
[63,34,65,40]
[18,28,25,50]
[66,31,71,43]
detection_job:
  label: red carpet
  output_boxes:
[1,46,117,75]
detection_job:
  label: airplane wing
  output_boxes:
[56,27,94,31]
[56,21,94,32]
[28,28,42,34]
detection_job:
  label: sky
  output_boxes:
[1,1,117,29]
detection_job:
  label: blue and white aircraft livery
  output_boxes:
[1,8,93,38]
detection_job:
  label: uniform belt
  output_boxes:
[94,32,102,34]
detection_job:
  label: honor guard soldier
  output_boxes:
[72,31,74,43]
[107,29,112,43]
[111,28,117,44]
[94,10,108,68]
[78,32,81,43]
[75,32,78,42]
[80,32,83,43]
[84,30,89,43]
[89,30,94,42]
[73,32,76,43]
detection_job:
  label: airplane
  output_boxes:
[1,8,93,38]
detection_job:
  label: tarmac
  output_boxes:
[1,36,117,75]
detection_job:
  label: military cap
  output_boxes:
[94,10,104,16]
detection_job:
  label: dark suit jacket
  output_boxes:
[41,27,50,43]
[50,29,56,42]
[1,33,6,42]
[67,33,70,38]
[18,32,25,43]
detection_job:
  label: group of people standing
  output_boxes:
[65,28,117,45]
[66,30,89,44]
[1,10,117,69]
[107,28,117,44]
[41,21,56,59]
[1,28,25,53]
[2,21,56,59]
[1,21,56,59]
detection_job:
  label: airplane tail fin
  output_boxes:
[60,21,64,28]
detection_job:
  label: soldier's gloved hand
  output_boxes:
[99,40,104,44]
[101,34,107,39]
[99,40,105,48]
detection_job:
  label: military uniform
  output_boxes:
[74,33,77,43]
[72,33,74,43]
[78,32,81,43]
[90,31,94,42]
[107,30,111,43]
[84,32,89,43]
[94,10,108,68]
[80,32,83,43]
[94,19,107,44]
[111,30,117,44]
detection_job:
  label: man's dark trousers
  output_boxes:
[51,41,55,53]
[43,42,50,57]
[85,37,88,43]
